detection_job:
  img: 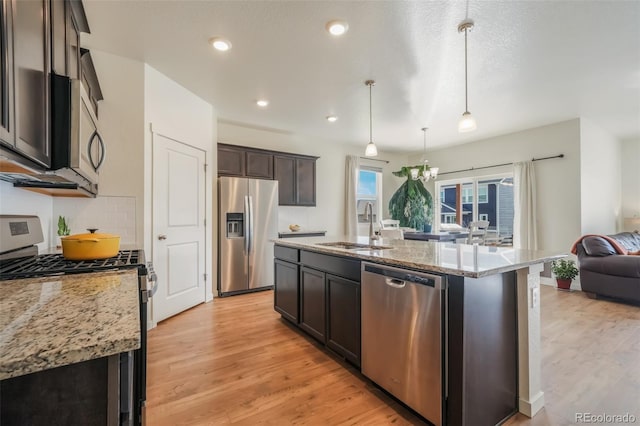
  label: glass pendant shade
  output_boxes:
[365,141,378,157]
[430,167,439,179]
[458,111,477,133]
[410,168,419,179]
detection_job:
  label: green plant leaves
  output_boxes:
[388,167,434,230]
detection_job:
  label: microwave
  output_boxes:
[50,73,103,194]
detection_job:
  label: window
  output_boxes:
[435,174,514,245]
[356,168,382,225]
[478,185,488,203]
[462,187,473,203]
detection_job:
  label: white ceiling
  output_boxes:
[83,0,640,153]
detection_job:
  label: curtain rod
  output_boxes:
[438,154,564,176]
[359,157,389,164]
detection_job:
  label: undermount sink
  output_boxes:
[316,242,394,250]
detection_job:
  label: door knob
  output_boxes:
[158,234,167,240]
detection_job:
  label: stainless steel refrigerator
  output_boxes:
[218,177,279,296]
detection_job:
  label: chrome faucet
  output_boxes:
[366,202,380,241]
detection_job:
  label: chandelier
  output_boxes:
[411,127,439,182]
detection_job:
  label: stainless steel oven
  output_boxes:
[0,215,156,425]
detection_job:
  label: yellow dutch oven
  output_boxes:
[61,229,121,260]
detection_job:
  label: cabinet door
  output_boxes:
[300,267,326,343]
[274,155,296,205]
[246,150,273,179]
[218,145,245,176]
[326,274,361,366]
[296,157,316,206]
[13,0,50,167]
[0,0,14,145]
[274,259,299,324]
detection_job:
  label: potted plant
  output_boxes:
[551,259,579,290]
[388,166,434,232]
[57,216,70,248]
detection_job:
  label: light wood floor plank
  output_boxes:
[147,286,640,425]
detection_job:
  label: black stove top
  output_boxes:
[0,250,147,281]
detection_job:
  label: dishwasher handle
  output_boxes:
[363,263,442,289]
[385,278,406,288]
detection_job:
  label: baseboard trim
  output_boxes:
[519,391,545,417]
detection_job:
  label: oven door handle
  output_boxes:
[142,273,158,303]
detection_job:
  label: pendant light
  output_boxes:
[458,19,477,133]
[364,80,378,157]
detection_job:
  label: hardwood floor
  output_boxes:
[146,286,640,425]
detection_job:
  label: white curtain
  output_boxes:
[345,155,360,236]
[513,161,538,250]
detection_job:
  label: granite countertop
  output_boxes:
[0,270,140,380]
[278,230,327,235]
[274,235,565,278]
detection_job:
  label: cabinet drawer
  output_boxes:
[275,245,299,263]
[300,251,360,282]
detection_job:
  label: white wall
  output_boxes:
[579,119,621,234]
[0,181,53,250]
[144,64,217,303]
[217,120,406,237]
[416,119,582,253]
[620,138,640,220]
[53,51,146,245]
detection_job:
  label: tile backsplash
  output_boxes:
[53,196,136,244]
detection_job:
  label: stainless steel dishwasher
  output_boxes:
[361,262,445,426]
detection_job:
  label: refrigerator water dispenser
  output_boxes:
[226,213,244,238]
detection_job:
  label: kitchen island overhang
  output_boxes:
[272,235,565,424]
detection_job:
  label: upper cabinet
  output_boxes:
[274,155,316,206]
[218,143,318,206]
[0,0,103,197]
[1,0,51,167]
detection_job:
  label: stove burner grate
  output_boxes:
[0,250,144,280]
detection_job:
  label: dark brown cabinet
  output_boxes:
[274,245,361,366]
[0,0,14,145]
[5,0,51,167]
[326,274,361,366]
[274,155,316,206]
[273,155,295,204]
[295,157,316,205]
[300,266,326,343]
[246,150,273,179]
[274,259,299,324]
[218,145,245,176]
[218,145,274,178]
[218,143,318,206]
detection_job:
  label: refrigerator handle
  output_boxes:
[244,195,250,254]
[248,196,254,253]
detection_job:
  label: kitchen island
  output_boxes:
[273,236,564,426]
[0,270,140,424]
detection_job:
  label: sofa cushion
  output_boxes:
[610,232,640,252]
[582,237,617,256]
[579,254,640,278]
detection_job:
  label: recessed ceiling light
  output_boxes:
[256,99,269,107]
[326,115,338,122]
[326,20,349,36]
[209,37,232,52]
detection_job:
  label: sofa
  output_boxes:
[574,232,640,303]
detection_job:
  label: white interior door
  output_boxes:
[153,133,206,322]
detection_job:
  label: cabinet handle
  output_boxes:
[88,130,106,172]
